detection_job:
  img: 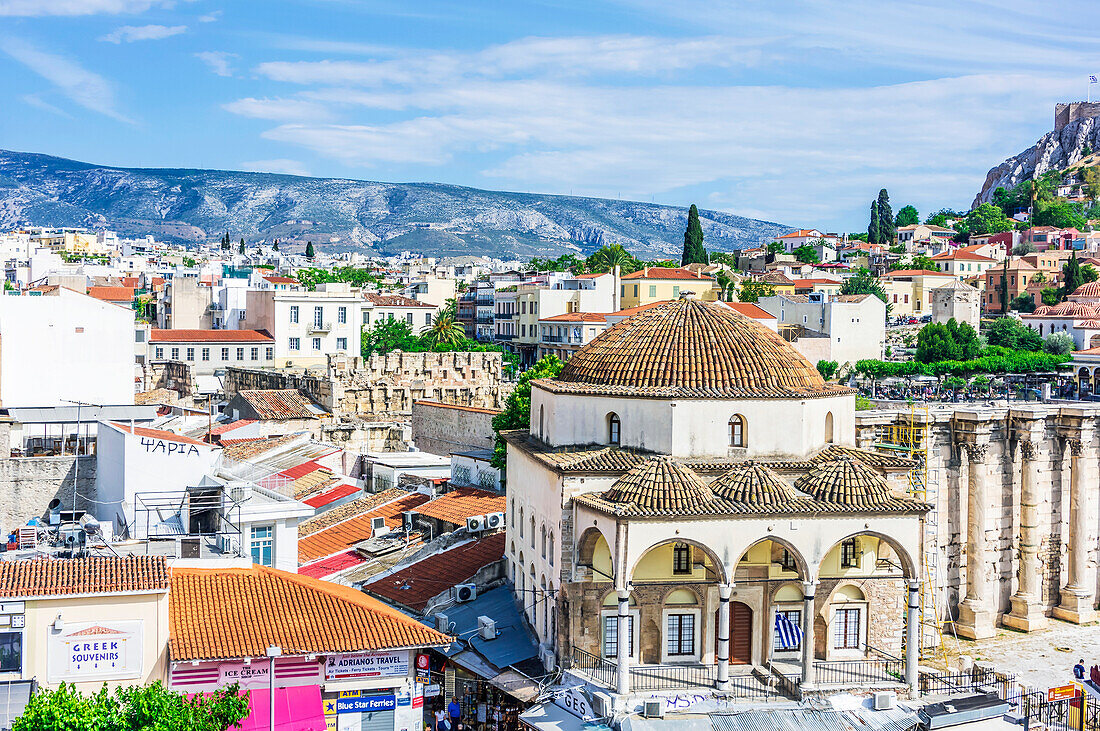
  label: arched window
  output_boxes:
[608,413,621,445]
[539,405,545,438]
[530,516,536,548]
[519,508,524,538]
[824,412,834,444]
[548,531,555,566]
[729,415,746,448]
[540,525,547,559]
[1039,324,1044,335]
[672,543,692,575]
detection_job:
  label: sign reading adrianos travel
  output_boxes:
[48,620,143,683]
[325,650,409,679]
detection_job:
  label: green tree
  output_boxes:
[840,268,890,313]
[423,311,468,348]
[238,238,245,255]
[362,319,420,357]
[890,254,939,272]
[915,323,958,363]
[1044,331,1077,356]
[1083,165,1100,202]
[924,209,964,227]
[868,198,881,245]
[1060,254,1086,300]
[766,241,785,255]
[816,360,839,380]
[586,244,638,274]
[14,681,249,731]
[965,203,1012,235]
[1011,241,1036,255]
[680,204,708,266]
[491,355,565,469]
[876,189,895,244]
[1009,293,1036,313]
[1033,199,1087,229]
[1041,287,1060,306]
[792,244,820,264]
[984,317,1042,351]
[736,280,775,303]
[273,239,279,252]
[305,241,315,259]
[945,318,981,360]
[895,205,919,227]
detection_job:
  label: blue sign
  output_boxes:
[336,694,396,714]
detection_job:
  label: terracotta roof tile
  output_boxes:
[793,457,898,507]
[709,462,799,505]
[415,487,505,525]
[0,556,169,598]
[364,533,506,611]
[298,489,408,537]
[550,298,842,399]
[237,390,319,420]
[620,267,713,281]
[150,329,273,343]
[539,312,608,323]
[298,492,431,563]
[169,565,451,660]
[364,293,435,308]
[263,276,298,284]
[87,286,134,302]
[209,419,257,435]
[603,456,715,513]
[109,422,210,447]
[303,482,361,508]
[219,433,302,460]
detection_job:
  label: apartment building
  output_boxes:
[618,267,718,309]
[513,273,614,365]
[536,312,608,362]
[149,329,275,376]
[361,293,439,334]
[243,282,363,368]
[880,269,956,316]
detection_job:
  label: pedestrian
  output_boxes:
[1074,659,1086,680]
[449,696,462,726]
[435,706,449,731]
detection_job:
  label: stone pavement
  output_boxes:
[934,618,1100,689]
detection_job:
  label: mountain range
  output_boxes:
[0,149,791,259]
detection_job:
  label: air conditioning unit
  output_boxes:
[402,511,417,532]
[484,512,504,530]
[455,583,477,603]
[477,616,496,640]
[591,692,613,719]
[221,535,241,555]
[643,700,663,719]
[434,613,449,632]
[539,648,556,672]
[371,516,390,537]
[466,515,487,532]
[873,691,897,710]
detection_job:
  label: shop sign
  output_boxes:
[219,662,270,688]
[325,650,409,679]
[554,687,595,721]
[1049,684,1077,702]
[424,684,441,697]
[48,620,143,683]
[336,691,396,714]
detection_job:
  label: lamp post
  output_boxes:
[266,644,282,731]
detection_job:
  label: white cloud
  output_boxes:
[241,159,311,176]
[0,0,185,16]
[21,93,73,118]
[197,9,220,22]
[99,24,186,43]
[223,97,332,122]
[1,38,132,123]
[195,51,237,77]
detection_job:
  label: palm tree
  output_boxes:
[591,244,632,273]
[424,311,467,348]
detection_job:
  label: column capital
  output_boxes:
[1018,439,1037,461]
[1067,438,1085,457]
[616,586,631,601]
[802,580,817,598]
[961,442,988,461]
[907,579,921,592]
[718,584,733,601]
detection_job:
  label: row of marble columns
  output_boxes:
[611,579,922,695]
[956,425,1096,640]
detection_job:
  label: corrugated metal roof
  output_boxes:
[433,585,539,669]
[711,707,919,731]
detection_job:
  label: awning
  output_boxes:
[448,649,541,702]
[0,679,36,731]
[518,702,611,731]
[239,686,326,731]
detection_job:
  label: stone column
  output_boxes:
[1004,439,1047,631]
[956,442,996,640]
[1054,437,1096,624]
[615,587,631,695]
[716,583,732,691]
[905,580,920,692]
[800,581,816,689]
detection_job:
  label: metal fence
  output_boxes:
[571,648,616,689]
[814,657,905,687]
[629,663,718,692]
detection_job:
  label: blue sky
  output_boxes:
[1,0,1099,232]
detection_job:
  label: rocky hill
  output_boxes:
[974,115,1100,206]
[0,149,790,259]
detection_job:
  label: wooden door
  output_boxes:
[731,602,753,664]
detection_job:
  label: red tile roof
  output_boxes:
[121,277,140,288]
[539,312,607,323]
[792,278,842,286]
[415,487,506,525]
[298,492,431,563]
[150,329,273,343]
[303,482,361,508]
[620,267,714,281]
[0,556,169,598]
[169,565,451,661]
[930,250,995,262]
[209,419,257,436]
[364,293,435,308]
[298,550,366,579]
[109,422,210,447]
[413,401,501,416]
[236,390,319,420]
[364,533,506,611]
[573,273,609,279]
[609,301,668,317]
[777,229,822,238]
[263,276,298,284]
[87,286,134,302]
[724,302,776,320]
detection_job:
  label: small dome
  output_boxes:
[1049,301,1099,317]
[1033,305,1053,316]
[1071,282,1100,298]
[793,457,895,507]
[554,298,835,398]
[710,461,799,505]
[603,456,714,513]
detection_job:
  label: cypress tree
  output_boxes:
[868,199,881,245]
[1061,252,1083,301]
[273,239,279,252]
[238,238,245,255]
[681,204,708,266]
[877,189,895,245]
[305,241,315,259]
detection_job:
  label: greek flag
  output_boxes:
[1092,76,1098,84]
[774,613,803,650]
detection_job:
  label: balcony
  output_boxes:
[475,315,494,324]
[476,297,494,306]
[309,321,332,334]
[495,333,515,341]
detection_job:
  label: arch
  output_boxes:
[540,524,547,559]
[818,530,917,579]
[664,588,699,605]
[529,516,536,548]
[548,531,555,566]
[735,536,811,581]
[729,414,746,448]
[539,405,544,439]
[576,526,613,575]
[1092,334,1100,348]
[824,412,834,444]
[629,537,730,584]
[509,540,515,556]
[607,412,621,445]
[518,507,524,538]
[1040,324,1044,336]
[774,582,804,603]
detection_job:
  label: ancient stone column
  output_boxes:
[800,581,817,689]
[615,587,632,695]
[716,583,732,691]
[956,442,996,640]
[1054,438,1096,624]
[1004,439,1047,631]
[906,580,920,692]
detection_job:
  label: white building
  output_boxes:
[0,287,134,407]
[756,292,886,365]
[243,282,363,368]
[362,293,439,335]
[148,329,275,376]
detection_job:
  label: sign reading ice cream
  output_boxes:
[48,620,143,683]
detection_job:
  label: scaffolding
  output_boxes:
[873,405,949,661]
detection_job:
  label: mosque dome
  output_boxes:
[709,461,799,505]
[602,456,715,513]
[793,457,896,508]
